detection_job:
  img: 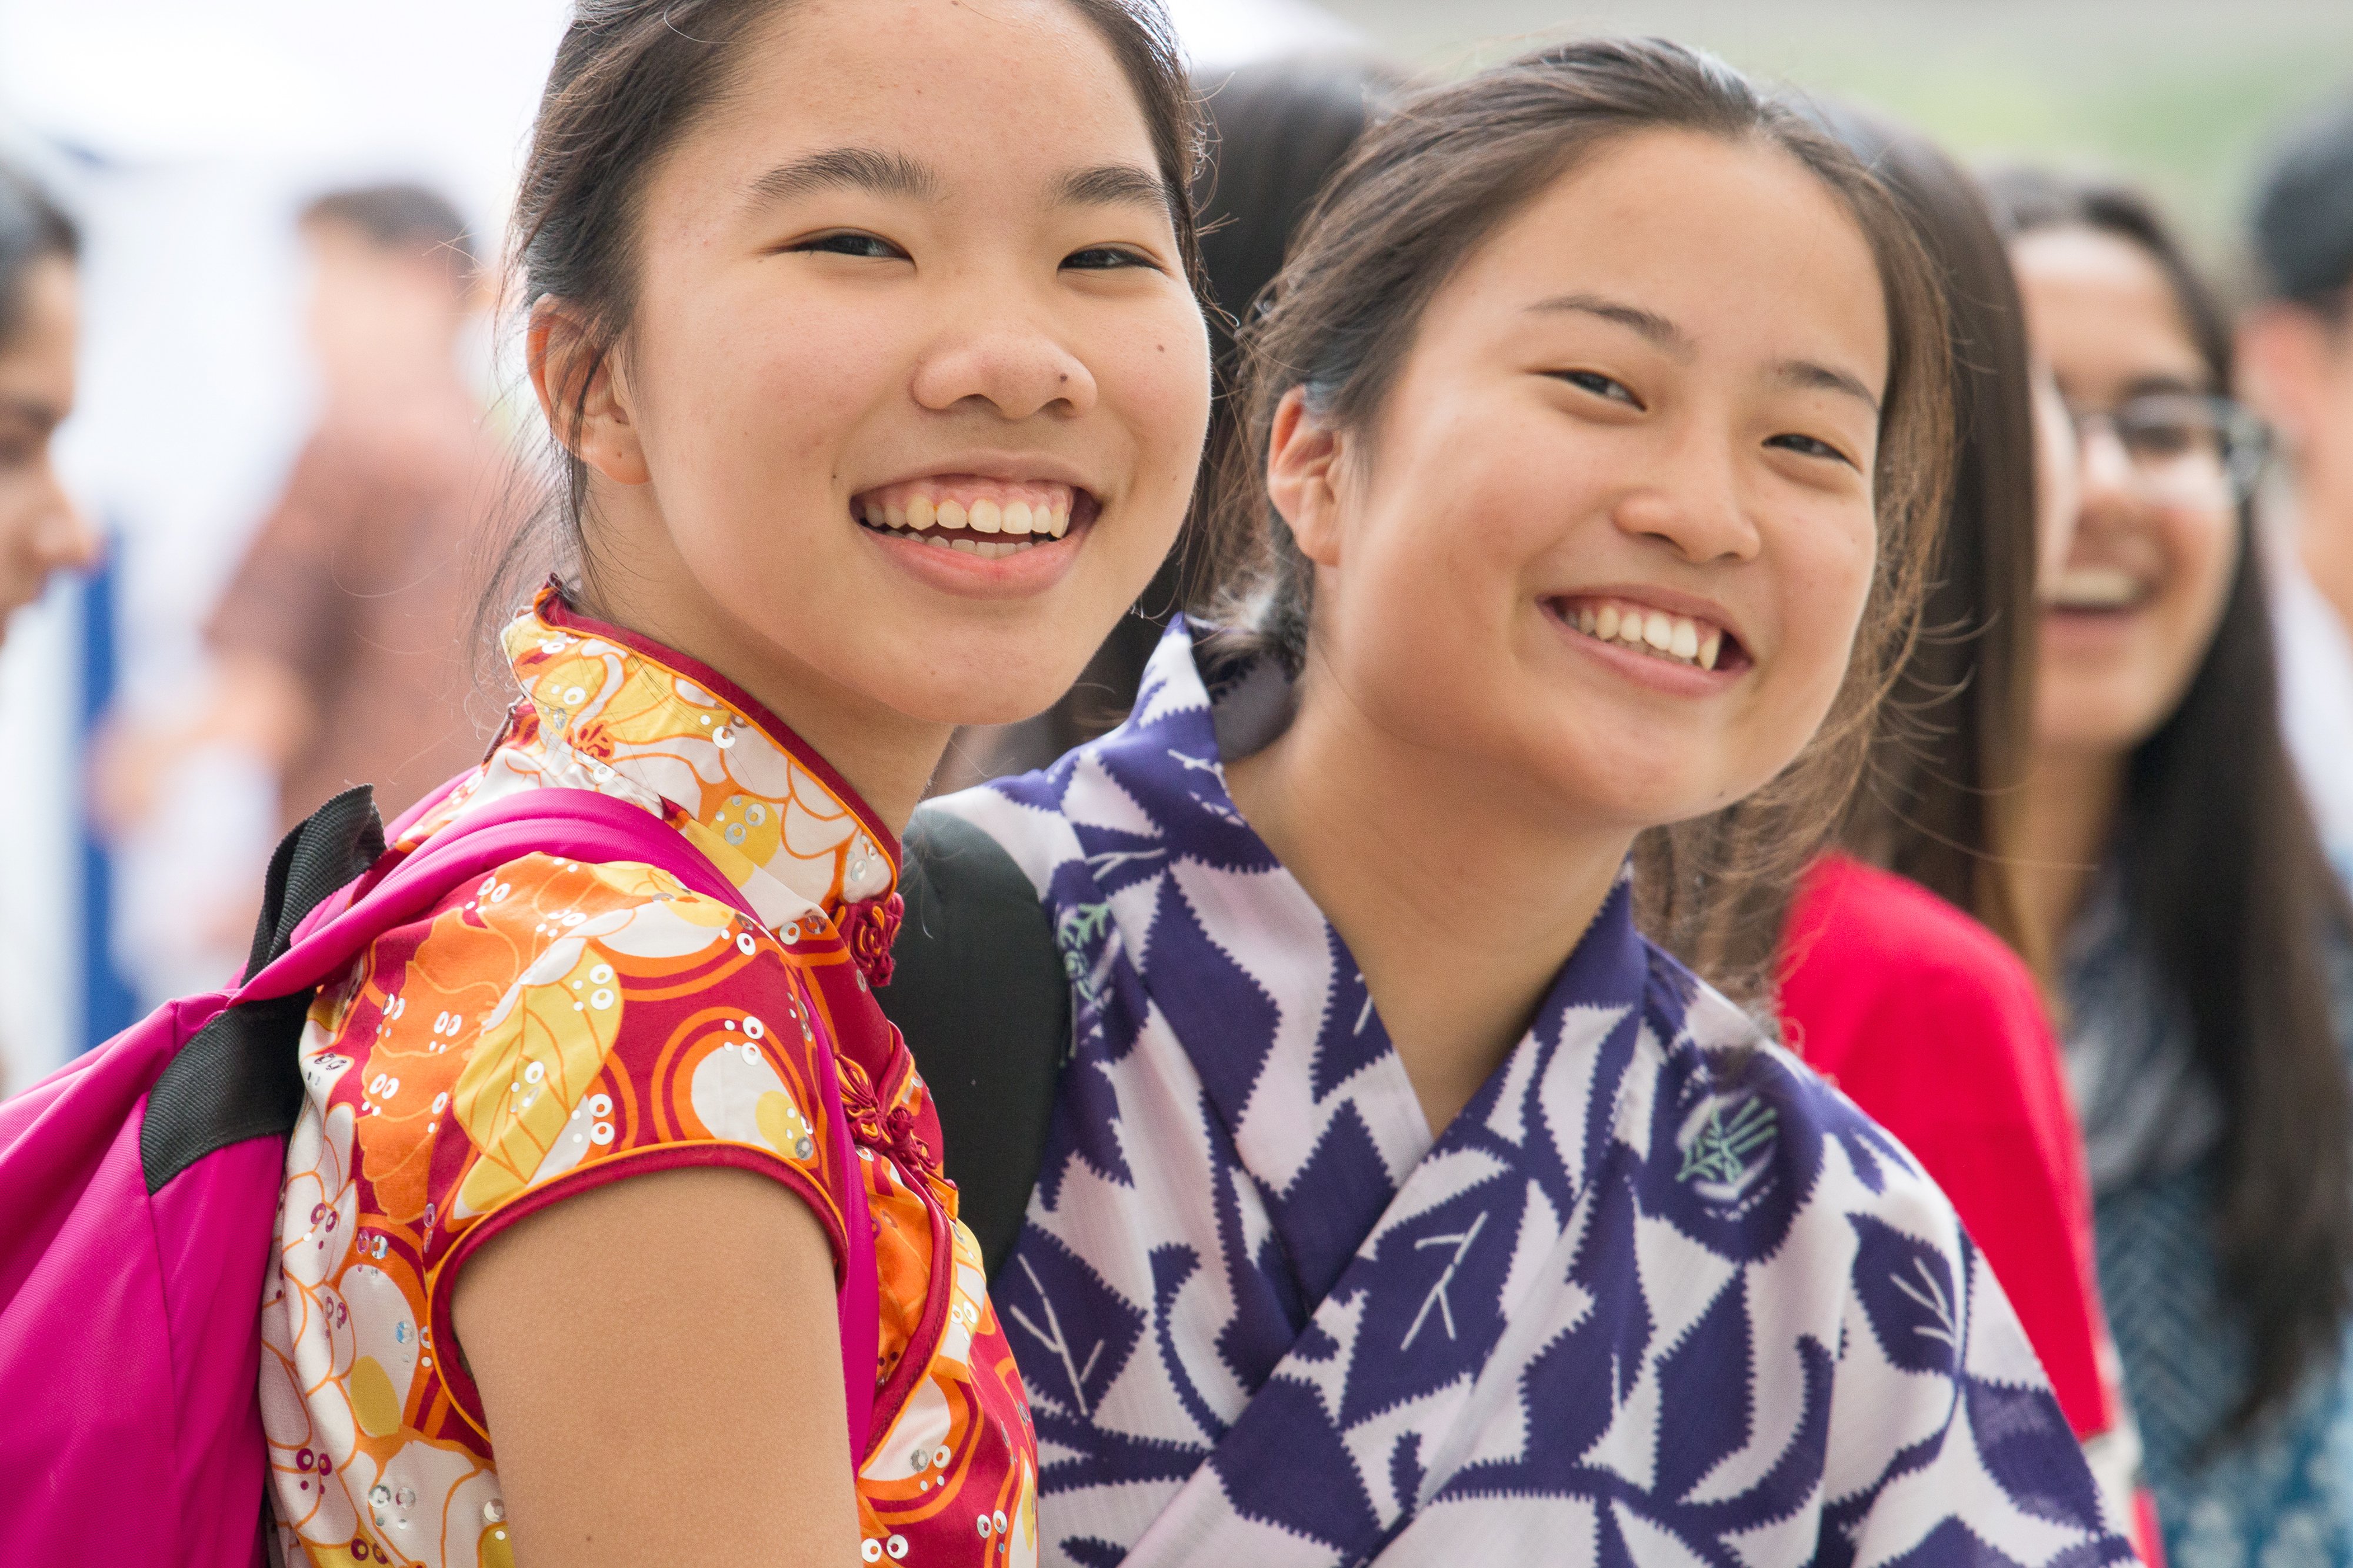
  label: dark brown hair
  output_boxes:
[1991,166,2353,1429]
[1209,38,1955,993]
[1662,108,2044,984]
[477,0,1211,641]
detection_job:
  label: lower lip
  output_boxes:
[859,520,1088,599]
[1547,606,1741,695]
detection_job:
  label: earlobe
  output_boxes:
[529,300,652,487]
[1265,385,1348,568]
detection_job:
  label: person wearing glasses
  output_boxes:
[2243,94,2353,880]
[0,162,93,647]
[1993,168,2353,1564]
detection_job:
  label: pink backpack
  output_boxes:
[0,783,879,1565]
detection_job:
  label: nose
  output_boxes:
[908,297,1098,423]
[2074,419,2137,501]
[30,466,100,574]
[1609,428,1761,565]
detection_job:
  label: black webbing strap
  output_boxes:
[881,809,1069,1286]
[140,786,386,1194]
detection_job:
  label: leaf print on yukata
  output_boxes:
[451,931,626,1217]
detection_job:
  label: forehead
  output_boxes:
[658,0,1160,203]
[1424,128,1888,379]
[2012,226,2205,378]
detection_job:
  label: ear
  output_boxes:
[529,298,650,486]
[2237,303,2325,445]
[1265,385,1351,568]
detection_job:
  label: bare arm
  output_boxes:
[452,1165,863,1567]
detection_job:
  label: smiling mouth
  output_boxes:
[2046,565,2152,614]
[1547,595,1747,673]
[851,477,1098,559]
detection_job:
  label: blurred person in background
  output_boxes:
[2241,92,2353,878]
[1649,108,2152,1546]
[935,54,1402,788]
[0,159,98,1097]
[1994,167,2353,1564]
[0,162,96,646]
[97,182,499,836]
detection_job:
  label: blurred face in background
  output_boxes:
[0,255,94,643]
[301,217,472,406]
[2240,292,2353,612]
[2015,223,2240,761]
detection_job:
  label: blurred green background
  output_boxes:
[1317,0,2353,281]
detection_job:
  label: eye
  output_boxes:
[1062,245,1159,273]
[786,231,908,261]
[1765,432,1858,468]
[1548,369,1642,408]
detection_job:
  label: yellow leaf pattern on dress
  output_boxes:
[451,935,625,1217]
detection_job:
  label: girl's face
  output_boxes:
[0,256,94,645]
[2014,225,2238,759]
[555,0,1210,726]
[1272,129,1889,830]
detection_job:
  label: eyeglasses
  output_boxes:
[2067,392,2270,508]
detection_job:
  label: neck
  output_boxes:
[1225,662,1628,1140]
[576,553,949,834]
[2015,742,2127,974]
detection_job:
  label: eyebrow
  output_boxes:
[1528,292,1693,358]
[1776,359,1880,413]
[745,146,942,210]
[1056,162,1176,217]
[743,149,1173,222]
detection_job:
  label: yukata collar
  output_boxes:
[1086,616,1657,1159]
[504,581,905,976]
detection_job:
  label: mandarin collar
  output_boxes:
[503,582,901,928]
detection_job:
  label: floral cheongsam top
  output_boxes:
[259,584,1038,1567]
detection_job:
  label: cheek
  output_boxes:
[1772,505,1878,702]
[635,281,901,498]
[2159,505,2240,646]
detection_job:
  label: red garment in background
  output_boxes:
[1778,853,2109,1439]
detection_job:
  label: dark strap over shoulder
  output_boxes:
[882,809,1068,1285]
[141,786,385,1194]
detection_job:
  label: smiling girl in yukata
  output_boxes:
[256,2,1218,1564]
[928,38,2135,1566]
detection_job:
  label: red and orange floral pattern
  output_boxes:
[259,585,1037,1566]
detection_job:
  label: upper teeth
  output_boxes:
[857,481,1072,539]
[2049,566,2143,609]
[1568,599,1725,670]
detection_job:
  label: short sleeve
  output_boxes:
[321,849,857,1433]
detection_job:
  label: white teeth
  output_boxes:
[885,501,906,528]
[1002,502,1034,536]
[1047,501,1070,538]
[969,499,1002,535]
[2050,565,2143,609]
[1566,599,1730,671]
[951,538,979,554]
[906,496,934,531]
[925,535,949,548]
[938,500,968,531]
[863,501,886,527]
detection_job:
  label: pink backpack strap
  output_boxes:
[251,786,881,1463]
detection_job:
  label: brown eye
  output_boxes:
[789,231,906,261]
[1549,369,1641,408]
[1062,246,1157,272]
[1766,432,1856,468]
